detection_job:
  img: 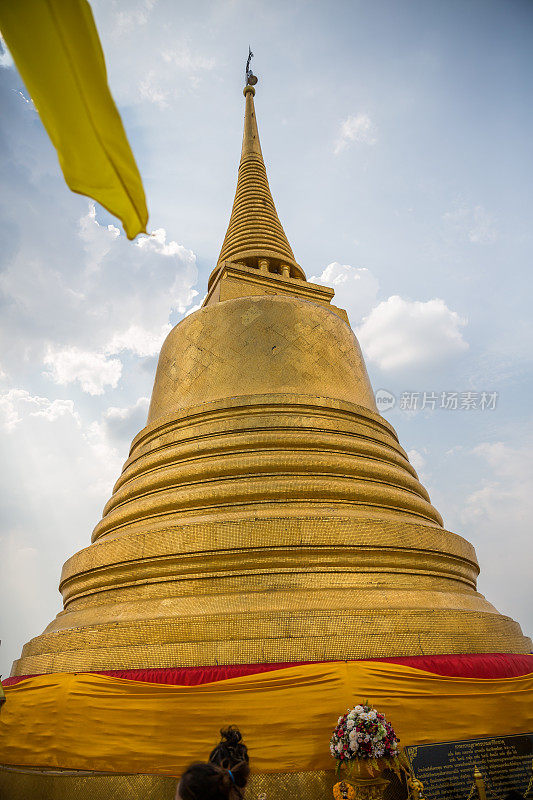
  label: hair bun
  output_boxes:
[209,725,249,772]
[220,726,242,747]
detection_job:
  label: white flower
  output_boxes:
[346,719,355,730]
[353,705,363,713]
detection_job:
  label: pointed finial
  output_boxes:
[245,46,258,87]
[213,50,305,279]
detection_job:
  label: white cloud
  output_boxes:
[0,388,80,431]
[334,113,377,155]
[0,390,126,675]
[183,301,203,318]
[0,390,158,677]
[443,203,497,244]
[0,33,14,69]
[460,440,533,633]
[407,448,426,473]
[43,347,122,395]
[462,442,532,526]
[106,323,172,357]
[1,203,199,379]
[102,396,150,448]
[139,71,170,108]
[1,531,50,677]
[113,0,158,32]
[136,226,192,259]
[161,45,216,73]
[15,90,34,108]
[136,42,215,105]
[356,295,468,372]
[406,447,436,494]
[0,389,122,502]
[310,262,379,324]
[79,203,120,268]
[104,396,149,423]
[468,206,497,243]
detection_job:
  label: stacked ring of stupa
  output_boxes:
[1,78,531,800]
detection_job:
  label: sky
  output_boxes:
[1,0,532,676]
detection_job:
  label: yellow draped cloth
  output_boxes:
[1,661,532,775]
[0,0,148,239]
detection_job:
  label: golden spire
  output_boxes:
[216,79,305,279]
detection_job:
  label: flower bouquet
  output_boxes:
[329,703,400,777]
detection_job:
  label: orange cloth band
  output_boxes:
[1,660,532,775]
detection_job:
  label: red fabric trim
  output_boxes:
[369,653,533,679]
[3,653,532,687]
[95,661,313,685]
[3,673,41,686]
[2,661,314,687]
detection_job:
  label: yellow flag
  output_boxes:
[0,0,148,239]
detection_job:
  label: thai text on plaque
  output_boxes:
[406,733,533,800]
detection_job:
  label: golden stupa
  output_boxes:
[12,80,530,679]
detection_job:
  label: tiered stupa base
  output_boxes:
[0,766,341,800]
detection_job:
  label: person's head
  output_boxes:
[209,727,249,770]
[177,760,249,800]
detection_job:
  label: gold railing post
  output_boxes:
[407,774,426,800]
[473,766,487,800]
[524,757,533,797]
